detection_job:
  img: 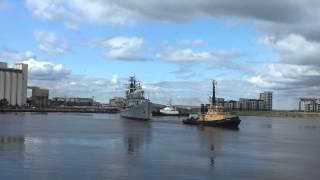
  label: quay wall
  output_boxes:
[234,111,320,118]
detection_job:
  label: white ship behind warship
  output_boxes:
[120,76,152,120]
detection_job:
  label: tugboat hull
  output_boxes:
[183,116,241,129]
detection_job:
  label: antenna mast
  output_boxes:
[212,80,216,106]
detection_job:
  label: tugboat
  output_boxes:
[182,80,241,129]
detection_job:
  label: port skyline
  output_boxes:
[0,1,319,110]
[1,1,320,179]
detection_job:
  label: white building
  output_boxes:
[299,98,320,112]
[0,62,28,106]
[260,91,273,111]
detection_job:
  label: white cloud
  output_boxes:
[70,82,77,86]
[31,75,124,102]
[22,58,70,81]
[0,49,132,103]
[103,36,145,61]
[26,0,136,29]
[145,79,258,105]
[0,49,34,62]
[0,49,263,106]
[25,0,320,42]
[249,34,320,91]
[248,33,320,97]
[26,0,80,29]
[158,48,241,62]
[179,39,206,46]
[34,30,69,55]
[248,64,320,89]
[0,49,70,80]
[67,0,136,25]
[95,80,106,86]
[111,75,118,84]
[170,65,201,80]
[259,34,320,66]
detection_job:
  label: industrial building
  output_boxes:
[260,91,273,111]
[0,62,28,106]
[50,97,94,106]
[299,98,320,112]
[109,97,126,108]
[28,86,49,107]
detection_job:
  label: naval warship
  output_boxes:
[183,80,241,129]
[120,76,152,120]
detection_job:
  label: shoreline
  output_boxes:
[234,111,320,118]
[1,109,320,118]
[0,108,120,114]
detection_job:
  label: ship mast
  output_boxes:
[129,76,136,93]
[212,80,216,106]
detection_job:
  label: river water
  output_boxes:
[0,113,319,179]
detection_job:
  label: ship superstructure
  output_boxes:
[120,76,152,120]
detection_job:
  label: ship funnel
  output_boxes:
[201,104,205,114]
[205,104,209,113]
[212,80,216,106]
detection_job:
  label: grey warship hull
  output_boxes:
[120,101,152,120]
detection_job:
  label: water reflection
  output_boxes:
[0,113,320,179]
[121,118,152,154]
[0,113,26,169]
[210,144,215,167]
[0,136,25,144]
[0,113,25,145]
[197,126,223,146]
[196,126,228,168]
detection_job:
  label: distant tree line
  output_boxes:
[0,98,9,108]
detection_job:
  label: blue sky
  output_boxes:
[1,0,320,110]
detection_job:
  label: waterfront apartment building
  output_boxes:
[224,100,237,111]
[260,91,273,111]
[0,62,28,106]
[237,98,265,111]
[206,91,273,111]
[299,98,320,112]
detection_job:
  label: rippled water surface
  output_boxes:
[0,112,320,179]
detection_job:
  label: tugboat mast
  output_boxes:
[212,80,216,106]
